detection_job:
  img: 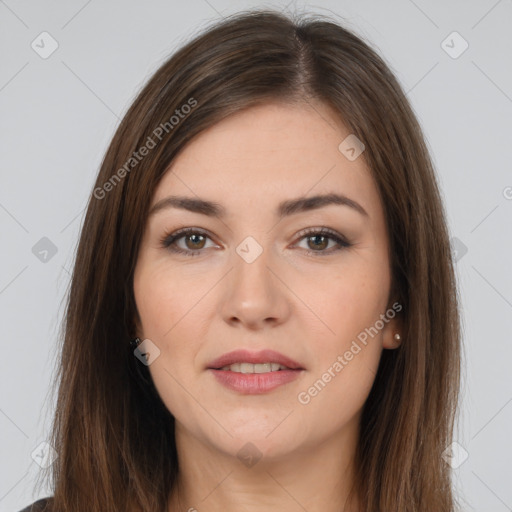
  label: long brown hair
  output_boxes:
[36,9,463,512]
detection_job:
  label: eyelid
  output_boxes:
[160,226,352,257]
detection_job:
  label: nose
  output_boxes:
[220,243,291,331]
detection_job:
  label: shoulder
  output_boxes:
[18,497,54,512]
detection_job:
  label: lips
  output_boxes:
[207,349,304,371]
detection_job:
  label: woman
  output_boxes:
[20,8,462,512]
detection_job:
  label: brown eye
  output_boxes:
[161,227,351,258]
[160,228,216,257]
[306,234,329,251]
[295,227,352,256]
[184,233,207,250]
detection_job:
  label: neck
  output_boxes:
[168,420,362,512]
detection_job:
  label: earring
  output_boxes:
[130,337,142,349]
[394,333,401,342]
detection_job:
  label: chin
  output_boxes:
[217,425,302,461]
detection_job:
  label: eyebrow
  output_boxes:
[148,192,369,219]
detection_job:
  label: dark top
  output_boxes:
[18,497,53,512]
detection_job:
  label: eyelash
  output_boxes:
[159,226,352,258]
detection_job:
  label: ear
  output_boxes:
[381,300,404,350]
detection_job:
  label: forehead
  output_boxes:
[152,101,381,220]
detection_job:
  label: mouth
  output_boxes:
[207,349,304,394]
[207,348,304,371]
[215,362,295,373]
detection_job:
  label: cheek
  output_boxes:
[133,266,205,419]
[295,260,390,408]
[299,261,390,340]
[133,263,209,373]
[294,269,387,424]
[134,262,189,338]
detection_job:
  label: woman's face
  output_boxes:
[133,100,401,462]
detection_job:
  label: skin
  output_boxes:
[133,100,403,512]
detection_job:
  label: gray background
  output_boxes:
[1,1,511,511]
